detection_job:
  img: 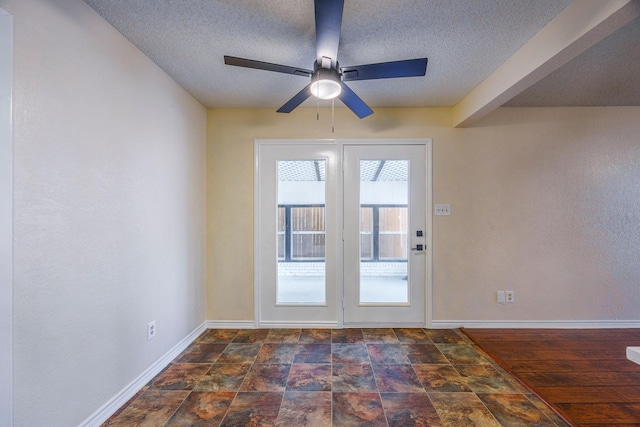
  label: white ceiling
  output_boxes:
[82,0,640,123]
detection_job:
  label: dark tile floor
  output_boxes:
[103,328,570,426]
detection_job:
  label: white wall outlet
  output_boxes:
[496,291,506,303]
[435,204,451,216]
[506,291,515,303]
[147,320,156,341]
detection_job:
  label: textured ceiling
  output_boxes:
[82,0,640,113]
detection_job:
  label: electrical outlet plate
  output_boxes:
[496,291,505,303]
[435,204,451,216]
[147,320,156,341]
[506,291,515,303]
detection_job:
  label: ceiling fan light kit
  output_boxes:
[224,0,428,119]
[310,67,342,100]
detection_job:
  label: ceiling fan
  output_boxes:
[224,0,428,119]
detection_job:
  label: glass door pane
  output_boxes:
[277,160,326,304]
[359,160,409,303]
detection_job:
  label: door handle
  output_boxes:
[411,244,424,251]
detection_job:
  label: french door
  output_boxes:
[343,144,427,325]
[255,140,430,327]
[255,142,339,327]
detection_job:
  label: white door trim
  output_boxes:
[254,139,433,328]
[0,8,13,427]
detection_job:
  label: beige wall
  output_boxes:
[5,0,207,425]
[207,106,640,323]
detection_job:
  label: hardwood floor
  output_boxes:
[462,328,640,427]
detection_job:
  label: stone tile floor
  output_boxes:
[103,328,570,426]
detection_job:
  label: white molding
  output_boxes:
[432,320,640,329]
[255,138,337,146]
[253,140,261,329]
[80,321,208,427]
[258,321,339,329]
[336,141,344,329]
[425,140,433,329]
[206,320,256,329]
[344,322,427,329]
[340,138,434,146]
[0,11,13,427]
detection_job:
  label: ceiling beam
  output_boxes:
[452,0,640,128]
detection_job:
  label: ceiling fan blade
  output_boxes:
[339,82,373,119]
[224,56,312,77]
[277,83,312,113]
[341,58,428,81]
[314,0,344,68]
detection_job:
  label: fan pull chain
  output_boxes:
[331,98,335,133]
[316,72,320,121]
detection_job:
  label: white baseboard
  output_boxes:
[257,320,339,329]
[432,320,640,329]
[206,320,256,329]
[206,319,342,329]
[80,321,208,427]
[344,322,427,328]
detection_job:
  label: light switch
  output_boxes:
[435,204,451,216]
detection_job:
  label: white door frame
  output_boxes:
[254,139,433,328]
[0,8,13,427]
